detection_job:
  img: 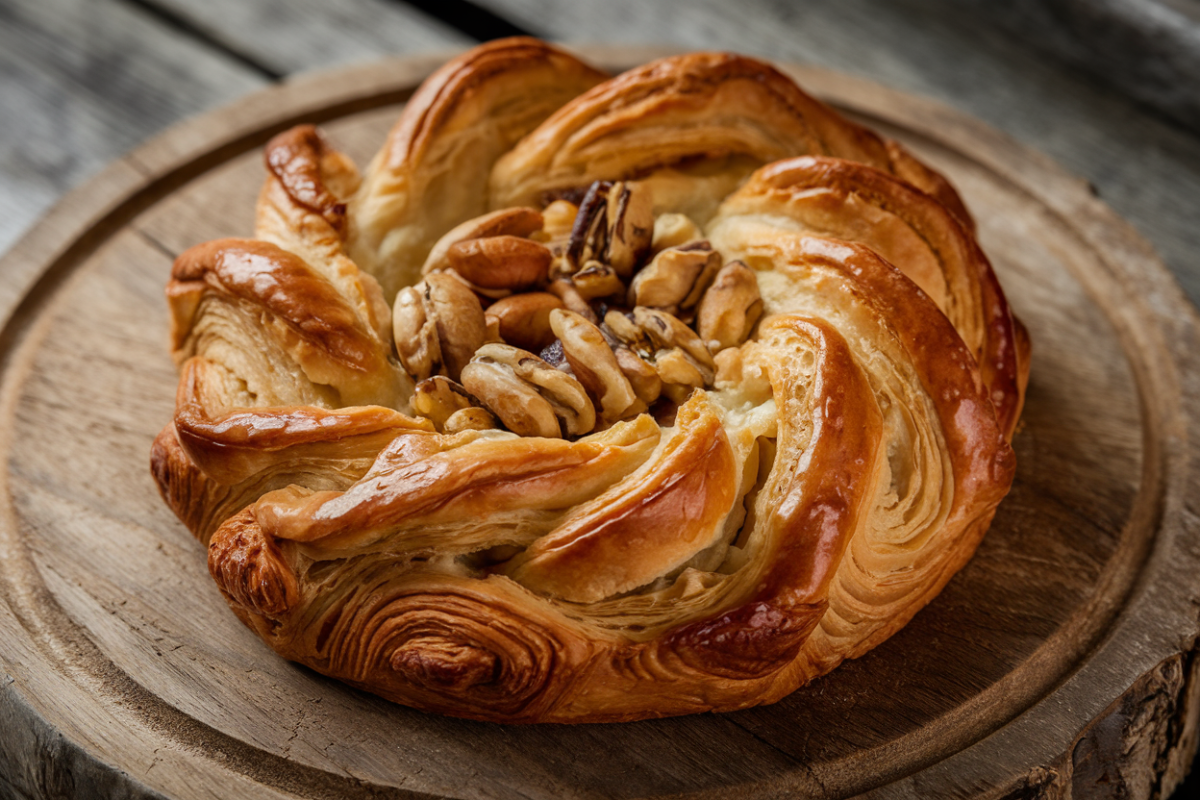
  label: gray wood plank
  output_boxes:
[143,0,472,76]
[0,0,477,263]
[0,0,266,257]
[476,0,1200,307]
[957,0,1200,133]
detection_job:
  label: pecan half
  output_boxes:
[461,344,596,438]
[550,309,643,423]
[603,309,651,353]
[566,181,653,278]
[421,207,544,275]
[392,273,487,382]
[447,236,552,292]
[696,260,763,352]
[485,292,564,352]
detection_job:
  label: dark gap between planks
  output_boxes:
[118,0,285,81]
[393,0,541,41]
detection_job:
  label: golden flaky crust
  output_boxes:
[489,51,973,228]
[151,39,1025,723]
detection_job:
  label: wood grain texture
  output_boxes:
[143,0,471,75]
[1,49,1199,799]
[0,0,472,259]
[0,0,265,261]
[954,0,1200,133]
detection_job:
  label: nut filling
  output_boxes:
[403,184,760,438]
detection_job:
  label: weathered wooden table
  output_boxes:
[3,1,1200,798]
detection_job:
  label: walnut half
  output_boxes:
[461,344,596,438]
[392,273,486,383]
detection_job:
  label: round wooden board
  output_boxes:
[2,46,1199,800]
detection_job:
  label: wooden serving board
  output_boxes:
[2,47,1199,800]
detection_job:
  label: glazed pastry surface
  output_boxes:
[152,38,1025,723]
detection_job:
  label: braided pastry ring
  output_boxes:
[152,39,1025,723]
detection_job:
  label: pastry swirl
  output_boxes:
[151,38,1026,723]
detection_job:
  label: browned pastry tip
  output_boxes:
[150,421,220,540]
[263,124,350,232]
[168,238,381,371]
[209,506,300,619]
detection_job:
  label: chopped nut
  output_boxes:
[550,309,643,422]
[572,260,625,300]
[392,273,486,382]
[566,181,653,278]
[422,208,543,275]
[566,183,607,275]
[444,406,499,434]
[446,236,552,292]
[541,200,579,242]
[602,307,716,403]
[548,278,599,323]
[602,309,648,352]
[651,213,703,253]
[412,375,481,431]
[627,241,721,318]
[697,260,763,352]
[547,248,574,281]
[654,349,707,404]
[461,344,596,437]
[485,292,564,352]
[483,314,503,344]
[632,307,716,380]
[612,344,662,406]
[605,181,654,277]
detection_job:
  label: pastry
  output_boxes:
[151,38,1028,723]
